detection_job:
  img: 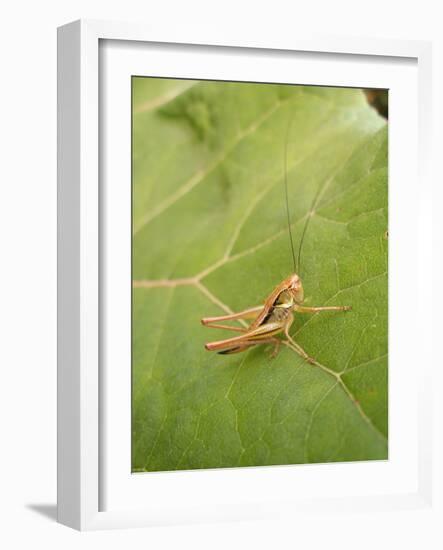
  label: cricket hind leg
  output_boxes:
[218,345,249,355]
[205,321,284,353]
[284,335,316,365]
[202,305,264,335]
[217,337,281,356]
[201,323,247,334]
[283,311,316,364]
[201,305,263,329]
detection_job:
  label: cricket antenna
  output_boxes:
[296,179,324,276]
[284,115,297,273]
[284,110,324,276]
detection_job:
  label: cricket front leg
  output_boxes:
[293,304,351,314]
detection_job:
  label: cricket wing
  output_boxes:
[249,275,294,330]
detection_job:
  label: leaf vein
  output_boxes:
[133,97,287,234]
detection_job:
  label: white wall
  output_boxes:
[1,1,441,548]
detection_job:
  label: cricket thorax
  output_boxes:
[274,290,294,308]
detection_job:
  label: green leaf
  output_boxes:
[132,78,388,472]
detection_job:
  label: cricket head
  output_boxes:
[286,273,304,304]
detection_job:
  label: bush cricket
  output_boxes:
[201,117,351,363]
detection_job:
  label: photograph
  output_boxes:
[131,77,388,473]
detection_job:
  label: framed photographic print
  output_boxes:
[131,76,388,473]
[57,20,434,530]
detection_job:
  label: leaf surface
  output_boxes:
[132,78,388,471]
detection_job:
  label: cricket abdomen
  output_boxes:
[262,305,291,325]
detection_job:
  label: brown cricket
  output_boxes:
[201,116,351,363]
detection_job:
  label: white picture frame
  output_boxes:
[57,19,434,531]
